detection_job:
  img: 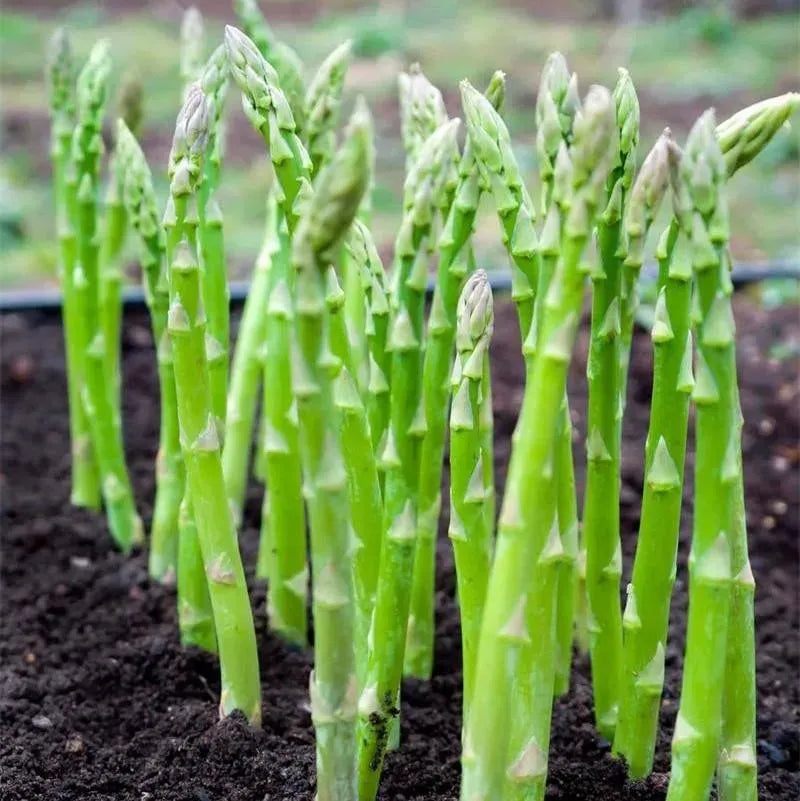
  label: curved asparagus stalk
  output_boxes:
[716,94,798,801]
[117,120,184,581]
[291,111,372,801]
[449,270,494,723]
[47,29,99,510]
[613,132,685,776]
[666,110,734,801]
[405,70,505,681]
[460,85,616,801]
[582,68,639,741]
[357,119,461,801]
[304,40,352,178]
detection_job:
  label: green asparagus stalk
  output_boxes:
[326,261,384,689]
[47,28,100,510]
[460,84,616,801]
[717,92,800,176]
[69,41,144,550]
[582,68,638,741]
[612,132,685,776]
[404,70,505,681]
[357,118,461,800]
[180,7,205,93]
[221,198,273,526]
[194,50,231,433]
[398,63,448,171]
[262,202,309,646]
[304,40,352,178]
[116,120,184,582]
[167,86,260,722]
[666,109,734,801]
[99,73,143,402]
[346,220,391,457]
[449,270,494,723]
[64,40,112,512]
[291,110,372,801]
[232,0,306,129]
[166,85,215,645]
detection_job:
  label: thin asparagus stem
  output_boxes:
[613,132,685,776]
[290,110,372,801]
[117,120,184,582]
[405,70,505,681]
[666,110,734,801]
[357,119,461,801]
[460,84,616,801]
[180,7,205,93]
[582,69,639,741]
[449,270,494,724]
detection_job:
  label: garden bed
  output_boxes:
[1,296,797,801]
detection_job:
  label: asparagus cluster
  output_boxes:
[47,11,797,801]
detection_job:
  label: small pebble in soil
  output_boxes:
[9,355,34,384]
[760,417,776,435]
[70,555,91,569]
[31,714,53,729]
[64,734,85,754]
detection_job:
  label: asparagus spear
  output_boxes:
[357,119,461,801]
[232,0,306,129]
[460,84,616,801]
[47,29,100,510]
[398,63,448,171]
[180,7,205,93]
[449,270,494,724]
[167,87,260,723]
[666,109,735,801]
[291,109,372,801]
[582,68,639,741]
[99,73,143,404]
[262,201,309,646]
[611,132,684,777]
[116,121,184,581]
[534,52,584,692]
[64,40,112,511]
[304,40,352,178]
[405,70,505,681]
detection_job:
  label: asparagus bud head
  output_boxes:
[169,83,211,195]
[716,92,800,176]
[456,269,494,354]
[47,27,75,125]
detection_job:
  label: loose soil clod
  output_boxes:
[1,298,797,800]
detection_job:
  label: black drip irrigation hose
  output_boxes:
[0,261,797,314]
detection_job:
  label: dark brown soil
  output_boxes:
[1,297,798,800]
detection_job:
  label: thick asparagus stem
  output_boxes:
[262,205,308,646]
[582,69,639,740]
[357,119,460,800]
[405,70,505,681]
[666,110,734,801]
[460,84,615,801]
[613,133,685,776]
[449,271,494,723]
[326,263,384,689]
[117,121,184,581]
[290,111,372,801]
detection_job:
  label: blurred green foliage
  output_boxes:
[0,0,797,290]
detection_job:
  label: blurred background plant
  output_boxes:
[1,0,798,290]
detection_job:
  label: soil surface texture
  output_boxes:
[1,297,798,800]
